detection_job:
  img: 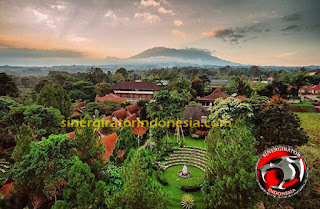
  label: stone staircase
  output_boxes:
[158,146,207,171]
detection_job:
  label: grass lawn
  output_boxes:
[163,135,206,148]
[296,112,320,144]
[154,166,206,209]
[291,101,314,107]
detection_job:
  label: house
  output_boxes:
[69,100,87,119]
[112,109,130,122]
[196,87,230,107]
[111,81,162,102]
[183,105,211,136]
[299,85,320,95]
[307,69,320,76]
[100,133,118,161]
[125,103,141,115]
[95,93,126,103]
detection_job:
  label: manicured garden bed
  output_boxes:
[154,165,205,209]
[290,101,316,112]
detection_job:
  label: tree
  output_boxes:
[1,105,63,143]
[110,126,138,164]
[68,89,87,101]
[99,100,121,115]
[52,160,108,209]
[115,68,128,79]
[0,73,18,97]
[290,72,310,97]
[95,82,111,97]
[37,83,71,118]
[72,116,106,180]
[254,95,308,147]
[87,67,107,84]
[204,120,261,208]
[108,148,169,209]
[209,97,253,123]
[224,76,252,97]
[14,134,76,203]
[191,78,204,97]
[12,124,34,162]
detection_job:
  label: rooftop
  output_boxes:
[111,81,162,91]
[196,87,230,102]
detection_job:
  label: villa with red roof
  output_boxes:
[299,84,320,95]
[196,86,230,107]
[95,93,126,103]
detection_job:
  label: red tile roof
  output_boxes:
[100,133,118,161]
[113,109,129,120]
[124,114,148,137]
[126,104,141,114]
[111,81,162,91]
[0,182,14,198]
[76,100,87,108]
[95,93,126,102]
[235,96,246,100]
[311,84,320,90]
[196,87,230,102]
[67,132,75,139]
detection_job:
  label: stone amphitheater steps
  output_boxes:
[157,146,207,172]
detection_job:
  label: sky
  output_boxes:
[0,0,319,66]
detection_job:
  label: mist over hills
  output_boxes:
[129,47,238,66]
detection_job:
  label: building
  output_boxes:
[95,93,126,103]
[299,84,320,95]
[307,69,320,76]
[111,81,162,102]
[183,105,211,136]
[196,87,230,107]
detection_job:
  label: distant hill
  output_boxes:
[129,47,238,66]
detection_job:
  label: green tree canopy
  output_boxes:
[72,116,106,180]
[36,82,71,118]
[204,120,261,208]
[0,73,19,97]
[14,134,76,203]
[52,160,108,209]
[108,148,169,209]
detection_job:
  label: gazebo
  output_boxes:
[196,87,230,107]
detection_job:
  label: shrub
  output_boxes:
[180,184,201,192]
[290,105,316,112]
[191,134,200,139]
[181,194,195,209]
[156,171,168,186]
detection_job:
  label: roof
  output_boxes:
[112,109,129,120]
[95,93,126,102]
[196,87,230,102]
[67,132,75,139]
[311,84,320,90]
[183,105,210,121]
[77,100,87,108]
[235,96,246,100]
[124,114,148,136]
[111,81,162,91]
[0,182,14,198]
[308,69,320,73]
[126,104,141,114]
[100,133,118,161]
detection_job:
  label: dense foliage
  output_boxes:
[204,120,261,208]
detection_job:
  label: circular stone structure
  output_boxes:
[178,165,191,178]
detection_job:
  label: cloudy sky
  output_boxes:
[0,0,319,66]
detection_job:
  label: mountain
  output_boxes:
[129,47,238,66]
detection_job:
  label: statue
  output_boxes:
[182,165,188,175]
[178,165,191,178]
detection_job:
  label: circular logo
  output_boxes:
[255,145,308,198]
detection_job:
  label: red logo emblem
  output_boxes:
[256,145,308,198]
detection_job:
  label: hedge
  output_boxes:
[180,184,202,192]
[290,105,316,112]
